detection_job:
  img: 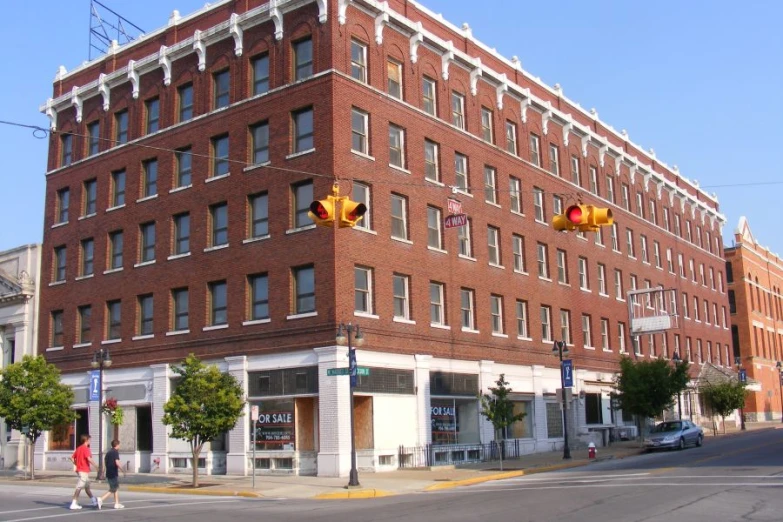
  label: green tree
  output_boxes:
[162,354,245,487]
[613,356,690,443]
[701,381,747,434]
[479,374,525,471]
[0,355,77,479]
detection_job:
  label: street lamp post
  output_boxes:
[551,341,571,460]
[91,348,112,480]
[776,362,783,424]
[336,323,364,487]
[671,352,683,419]
[735,357,746,431]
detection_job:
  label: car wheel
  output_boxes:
[696,434,703,447]
[678,437,685,450]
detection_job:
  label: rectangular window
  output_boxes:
[601,319,610,350]
[484,166,497,204]
[529,134,541,166]
[209,281,228,325]
[142,159,158,198]
[140,222,156,263]
[173,213,190,255]
[111,170,125,207]
[509,177,522,213]
[252,53,270,95]
[667,249,674,273]
[251,121,270,164]
[145,98,160,134]
[387,58,402,99]
[352,182,371,230]
[597,263,607,295]
[178,83,193,121]
[53,245,66,282]
[355,266,372,314]
[461,288,475,330]
[292,107,314,153]
[626,229,635,257]
[640,235,649,263]
[211,135,229,177]
[512,234,526,273]
[293,37,313,80]
[649,200,657,225]
[560,309,572,345]
[618,322,627,353]
[589,167,598,195]
[293,265,315,314]
[106,300,121,340]
[610,223,619,252]
[635,193,644,218]
[388,124,406,168]
[490,295,504,334]
[458,219,472,257]
[80,238,94,277]
[454,153,469,192]
[537,242,549,279]
[614,269,624,300]
[516,300,529,338]
[534,187,545,222]
[570,156,580,186]
[678,253,685,277]
[248,273,269,320]
[582,314,593,348]
[175,148,192,188]
[392,274,410,320]
[578,257,589,290]
[654,241,662,268]
[422,76,437,115]
[548,144,560,175]
[663,207,671,232]
[553,195,563,216]
[57,188,70,223]
[138,294,154,336]
[172,288,189,331]
[674,214,682,237]
[248,193,268,239]
[51,310,63,347]
[351,109,369,154]
[621,184,630,211]
[556,249,568,284]
[391,193,408,240]
[78,305,92,344]
[109,230,123,270]
[606,175,615,203]
[87,122,100,156]
[210,202,228,247]
[424,140,440,182]
[506,121,518,155]
[451,92,465,129]
[487,226,500,265]
[293,181,313,229]
[540,305,552,341]
[114,110,128,145]
[430,282,445,326]
[426,206,443,250]
[83,179,97,216]
[480,107,494,143]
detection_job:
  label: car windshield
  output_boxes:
[653,422,682,432]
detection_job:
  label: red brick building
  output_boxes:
[725,218,783,422]
[37,0,730,476]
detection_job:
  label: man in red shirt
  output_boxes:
[69,434,101,510]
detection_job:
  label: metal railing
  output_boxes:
[398,440,524,468]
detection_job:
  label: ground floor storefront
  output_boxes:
[34,346,638,477]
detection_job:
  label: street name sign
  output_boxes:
[327,367,370,377]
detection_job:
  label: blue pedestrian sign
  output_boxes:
[738,369,747,383]
[89,370,100,402]
[348,348,358,388]
[562,360,574,388]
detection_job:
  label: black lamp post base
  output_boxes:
[346,469,361,488]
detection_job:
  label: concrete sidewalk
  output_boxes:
[1,424,778,500]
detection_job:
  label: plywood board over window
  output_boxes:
[355,395,374,450]
[295,397,316,451]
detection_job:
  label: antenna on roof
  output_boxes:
[89,0,145,60]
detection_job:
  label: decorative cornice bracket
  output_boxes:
[128,60,140,99]
[338,0,350,25]
[562,118,573,147]
[410,21,424,63]
[45,99,58,131]
[643,172,652,192]
[496,73,508,110]
[580,134,590,158]
[98,73,110,111]
[656,181,664,200]
[193,30,206,72]
[230,13,244,56]
[375,3,389,44]
[441,40,454,80]
[158,45,172,86]
[628,160,638,184]
[317,0,328,23]
[469,57,482,96]
[598,142,608,168]
[541,102,553,135]
[520,88,531,123]
[270,0,283,40]
[70,86,83,123]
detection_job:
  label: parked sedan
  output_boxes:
[643,420,704,450]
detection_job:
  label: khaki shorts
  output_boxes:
[75,472,90,489]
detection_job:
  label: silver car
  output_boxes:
[643,420,704,450]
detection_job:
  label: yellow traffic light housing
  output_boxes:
[552,204,613,232]
[586,206,613,230]
[339,199,368,228]
[308,196,336,227]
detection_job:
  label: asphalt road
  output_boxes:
[0,428,781,522]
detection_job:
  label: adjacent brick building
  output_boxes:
[37,0,731,476]
[724,217,783,422]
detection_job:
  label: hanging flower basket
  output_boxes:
[101,397,124,426]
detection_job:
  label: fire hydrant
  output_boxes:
[588,442,596,459]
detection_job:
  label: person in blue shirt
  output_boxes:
[97,440,126,509]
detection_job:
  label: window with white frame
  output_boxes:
[560,309,571,345]
[392,273,411,320]
[352,182,371,230]
[454,153,469,192]
[458,219,473,257]
[506,121,518,155]
[355,266,373,314]
[427,206,443,250]
[351,108,369,154]
[487,226,501,265]
[640,235,649,263]
[668,249,675,273]
[422,76,437,115]
[556,249,568,284]
[490,295,504,334]
[484,166,498,204]
[461,288,475,330]
[689,259,696,282]
[635,193,644,218]
[516,300,529,338]
[424,140,440,182]
[529,134,541,166]
[537,242,549,279]
[540,305,552,341]
[553,195,563,216]
[709,267,715,290]
[533,187,545,222]
[589,166,598,195]
[621,184,630,210]
[594,227,603,247]
[582,314,593,348]
[663,207,671,232]
[601,318,610,350]
[654,241,661,268]
[614,269,624,300]
[686,221,692,242]
[700,264,706,286]
[597,263,607,295]
[611,224,620,252]
[649,200,657,224]
[570,155,580,185]
[507,177,521,214]
[626,229,635,257]
[618,322,626,353]
[578,257,589,290]
[451,92,465,129]
[549,144,560,176]
[692,296,699,321]
[390,193,408,240]
[674,214,682,237]
[606,175,615,203]
[481,107,494,143]
[682,292,690,318]
[430,281,445,326]
[387,58,402,99]
[350,39,367,82]
[512,234,526,273]
[388,124,406,168]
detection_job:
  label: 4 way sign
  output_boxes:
[327,367,370,377]
[444,213,468,229]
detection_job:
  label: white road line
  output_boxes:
[503,472,652,482]
[2,499,240,522]
[460,482,783,494]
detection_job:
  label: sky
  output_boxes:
[1,0,781,255]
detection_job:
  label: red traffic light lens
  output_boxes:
[346,203,367,221]
[309,202,329,219]
[566,206,583,223]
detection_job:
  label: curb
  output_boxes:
[126,485,263,498]
[314,489,395,499]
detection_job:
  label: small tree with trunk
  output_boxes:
[479,374,526,471]
[700,380,747,434]
[0,355,77,479]
[162,354,245,487]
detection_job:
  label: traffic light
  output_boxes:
[339,199,368,228]
[552,204,613,232]
[308,196,336,227]
[586,206,613,229]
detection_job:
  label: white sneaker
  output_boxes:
[114,504,125,509]
[96,498,103,510]
[69,502,82,510]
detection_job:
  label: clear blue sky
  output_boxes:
[1,0,781,255]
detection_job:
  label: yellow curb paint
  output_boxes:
[314,489,395,499]
[424,470,526,491]
[126,486,263,498]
